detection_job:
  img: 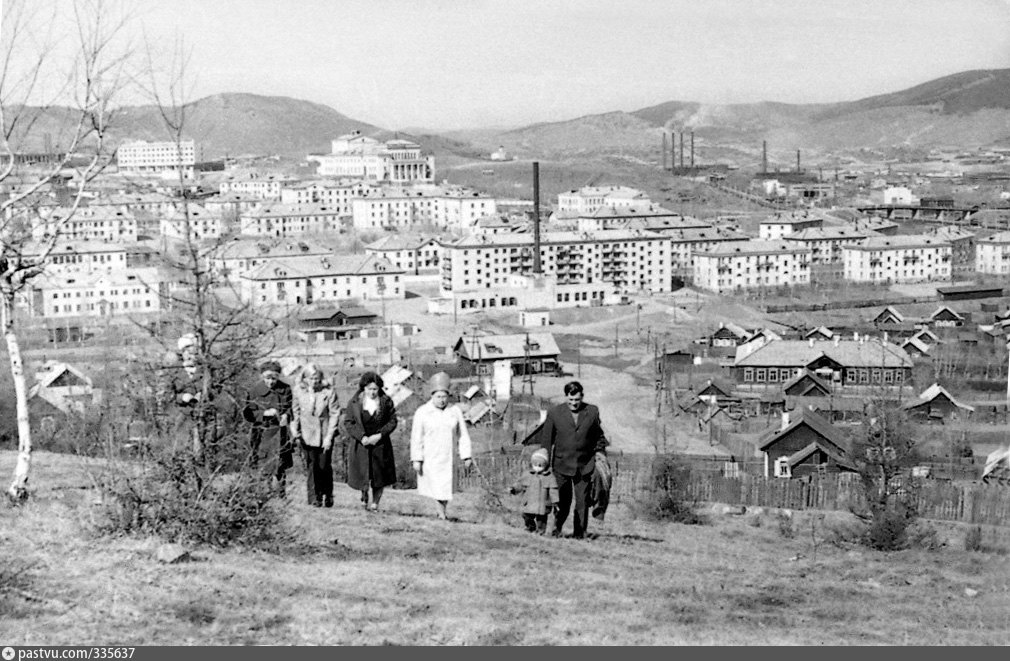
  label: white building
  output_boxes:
[24,241,129,275]
[430,273,620,314]
[279,179,378,216]
[693,240,811,294]
[308,131,434,183]
[758,214,823,240]
[208,238,335,283]
[666,226,750,281]
[350,186,496,231]
[239,203,344,238]
[842,235,952,283]
[239,254,405,307]
[219,171,296,200]
[783,226,876,265]
[883,186,917,206]
[573,204,693,232]
[975,231,1010,274]
[557,186,651,216]
[364,235,444,275]
[32,206,138,243]
[160,204,227,241]
[25,267,165,318]
[117,140,196,178]
[439,229,672,296]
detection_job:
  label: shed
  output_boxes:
[902,383,974,423]
[758,408,855,478]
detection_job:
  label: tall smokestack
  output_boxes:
[532,161,542,274]
[762,141,768,173]
[690,131,695,168]
[796,149,801,173]
[662,132,668,171]
[679,132,684,169]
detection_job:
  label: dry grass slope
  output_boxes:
[2,450,1010,645]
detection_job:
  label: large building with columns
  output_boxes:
[308,131,434,183]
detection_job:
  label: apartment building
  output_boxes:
[783,226,875,265]
[438,229,672,295]
[842,235,952,283]
[160,204,227,241]
[308,131,434,183]
[924,226,975,276]
[239,203,343,237]
[32,206,138,243]
[25,267,165,319]
[350,187,496,231]
[24,241,129,275]
[208,238,334,283]
[557,186,651,215]
[975,231,1010,274]
[666,226,750,282]
[238,254,405,307]
[364,235,444,275]
[431,272,620,314]
[279,179,378,216]
[116,140,195,178]
[758,214,823,240]
[573,205,696,232]
[693,240,812,294]
[218,171,296,200]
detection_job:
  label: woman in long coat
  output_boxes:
[290,363,340,508]
[410,372,473,519]
[343,371,398,511]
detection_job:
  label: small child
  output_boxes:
[509,448,559,535]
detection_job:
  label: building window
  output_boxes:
[859,369,869,383]
[743,368,754,382]
[756,368,767,382]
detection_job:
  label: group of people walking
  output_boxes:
[239,359,610,535]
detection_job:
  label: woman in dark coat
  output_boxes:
[343,371,398,511]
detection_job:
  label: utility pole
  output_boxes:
[577,336,581,378]
[614,322,619,358]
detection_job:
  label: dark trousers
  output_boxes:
[250,426,293,495]
[523,513,548,534]
[302,443,333,506]
[554,471,593,538]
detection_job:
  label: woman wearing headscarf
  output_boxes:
[409,371,473,520]
[290,363,340,508]
[343,371,398,511]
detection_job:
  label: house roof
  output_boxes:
[872,306,904,323]
[901,337,931,354]
[365,235,441,251]
[930,306,965,321]
[735,339,912,369]
[786,441,855,471]
[845,235,951,251]
[902,383,974,413]
[381,365,413,390]
[242,254,402,281]
[758,408,849,453]
[804,326,834,339]
[697,239,811,258]
[454,332,560,361]
[782,369,831,395]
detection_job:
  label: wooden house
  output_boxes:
[452,332,561,376]
[929,306,966,328]
[901,383,974,423]
[782,370,831,397]
[757,408,856,478]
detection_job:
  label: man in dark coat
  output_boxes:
[539,380,609,539]
[243,360,294,495]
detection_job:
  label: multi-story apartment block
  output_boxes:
[925,226,975,276]
[693,240,811,294]
[218,171,295,200]
[25,241,129,275]
[438,229,672,296]
[238,254,405,307]
[32,206,138,243]
[975,231,1010,274]
[117,140,195,178]
[557,186,651,215]
[350,187,496,231]
[239,203,343,238]
[783,226,875,265]
[25,267,165,318]
[308,131,434,183]
[279,179,378,216]
[758,214,823,240]
[364,235,444,275]
[573,205,696,232]
[435,273,620,314]
[666,226,750,282]
[842,235,952,283]
[160,204,227,241]
[840,234,949,282]
[208,238,334,283]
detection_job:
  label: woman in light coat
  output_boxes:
[290,363,340,507]
[410,371,473,519]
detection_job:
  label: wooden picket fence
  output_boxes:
[459,452,1010,527]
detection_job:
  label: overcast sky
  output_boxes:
[125,0,1010,130]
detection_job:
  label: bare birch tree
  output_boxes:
[2,0,132,501]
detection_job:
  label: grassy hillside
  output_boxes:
[3,450,1009,645]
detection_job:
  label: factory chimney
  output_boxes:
[532,161,542,274]
[662,132,668,171]
[690,131,695,168]
[762,140,768,174]
[796,149,801,173]
[679,131,684,169]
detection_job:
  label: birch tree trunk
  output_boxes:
[4,294,31,501]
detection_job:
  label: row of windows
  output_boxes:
[51,299,153,314]
[52,287,149,299]
[742,367,905,383]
